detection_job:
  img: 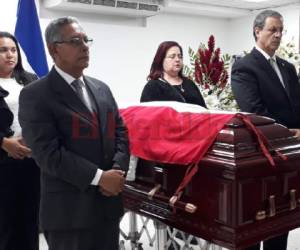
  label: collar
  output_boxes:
[54,65,85,86]
[255,45,277,63]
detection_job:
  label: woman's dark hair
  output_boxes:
[147,41,184,80]
[0,31,36,85]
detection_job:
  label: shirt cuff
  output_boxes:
[90,169,103,185]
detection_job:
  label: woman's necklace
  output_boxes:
[177,83,185,92]
[159,77,186,103]
[160,76,185,92]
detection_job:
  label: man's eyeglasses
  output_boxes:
[265,27,286,35]
[54,37,93,47]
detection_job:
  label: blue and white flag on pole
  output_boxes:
[15,0,49,77]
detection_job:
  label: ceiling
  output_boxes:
[164,0,300,18]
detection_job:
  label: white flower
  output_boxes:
[276,37,300,73]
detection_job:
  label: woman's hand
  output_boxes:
[1,137,32,159]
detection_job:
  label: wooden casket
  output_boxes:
[122,110,300,249]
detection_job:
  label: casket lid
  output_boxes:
[207,113,300,168]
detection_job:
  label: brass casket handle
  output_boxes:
[290,189,297,210]
[169,194,197,214]
[256,210,266,220]
[148,184,161,200]
[147,184,197,214]
[269,195,276,217]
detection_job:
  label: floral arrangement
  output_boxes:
[276,37,300,75]
[184,35,238,111]
[184,34,300,111]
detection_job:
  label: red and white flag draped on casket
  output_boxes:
[120,102,286,202]
[120,101,235,165]
[120,102,236,200]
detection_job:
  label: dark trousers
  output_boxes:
[246,233,288,250]
[0,158,40,250]
[44,218,120,250]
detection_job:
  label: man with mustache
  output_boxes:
[231,10,300,250]
[18,17,129,250]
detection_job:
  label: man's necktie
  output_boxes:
[269,57,277,70]
[269,58,285,88]
[71,79,92,111]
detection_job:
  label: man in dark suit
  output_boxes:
[231,10,300,250]
[18,17,129,250]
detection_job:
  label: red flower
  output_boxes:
[194,60,202,85]
[193,35,229,92]
[208,35,215,53]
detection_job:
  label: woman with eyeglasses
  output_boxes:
[0,31,40,250]
[140,41,206,108]
[140,41,206,249]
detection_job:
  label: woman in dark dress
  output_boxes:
[140,41,206,248]
[141,41,206,108]
[0,31,40,250]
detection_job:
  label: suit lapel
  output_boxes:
[276,57,291,96]
[84,77,107,129]
[0,86,9,98]
[0,87,14,125]
[0,86,9,110]
[252,48,289,98]
[252,48,279,83]
[49,68,94,124]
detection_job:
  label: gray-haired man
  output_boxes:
[231,9,300,250]
[19,17,129,250]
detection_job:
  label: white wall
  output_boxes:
[38,9,231,103]
[1,1,299,103]
[228,7,300,56]
[0,0,19,32]
[85,14,231,103]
